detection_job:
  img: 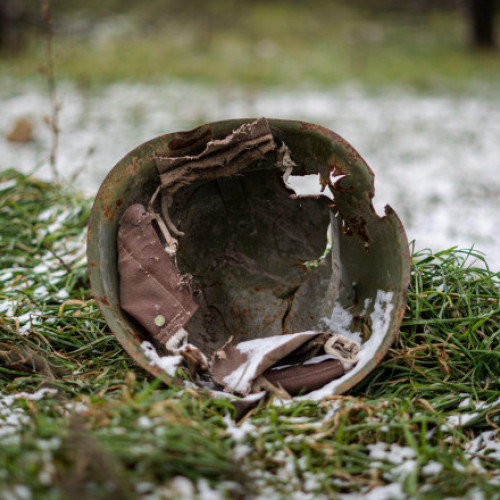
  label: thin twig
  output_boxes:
[40,0,60,182]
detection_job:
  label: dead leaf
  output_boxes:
[7,117,34,143]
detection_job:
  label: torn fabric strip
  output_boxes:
[155,117,276,194]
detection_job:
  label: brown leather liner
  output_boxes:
[118,204,198,346]
[263,359,345,396]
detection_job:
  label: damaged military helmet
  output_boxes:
[87,118,410,403]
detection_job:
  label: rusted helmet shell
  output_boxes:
[87,118,410,398]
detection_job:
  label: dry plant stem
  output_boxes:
[40,0,60,183]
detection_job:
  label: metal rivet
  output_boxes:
[154,315,166,327]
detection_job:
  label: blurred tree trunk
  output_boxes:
[0,2,6,49]
[469,0,496,48]
[0,1,34,52]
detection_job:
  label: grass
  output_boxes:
[0,169,499,499]
[3,0,500,91]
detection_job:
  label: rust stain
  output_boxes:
[168,127,212,151]
[103,204,113,220]
[95,295,110,307]
[345,214,370,245]
[100,160,142,221]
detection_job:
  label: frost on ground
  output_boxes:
[0,200,87,335]
[0,389,57,443]
[1,80,500,270]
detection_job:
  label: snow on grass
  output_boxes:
[442,395,500,430]
[0,389,58,442]
[340,483,405,500]
[141,341,182,377]
[421,461,443,476]
[368,442,417,480]
[465,430,500,467]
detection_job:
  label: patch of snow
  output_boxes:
[38,207,58,222]
[392,459,417,478]
[0,271,14,282]
[56,288,69,300]
[223,413,257,443]
[0,389,58,441]
[135,482,155,495]
[167,476,195,499]
[320,302,363,343]
[340,482,405,500]
[465,430,500,463]
[421,461,443,476]
[368,442,416,465]
[0,299,16,316]
[0,179,17,191]
[298,290,393,400]
[137,416,154,429]
[141,341,182,377]
[442,396,500,430]
[63,400,88,414]
[368,442,390,461]
[197,479,225,500]
[1,485,32,500]
[36,437,61,452]
[444,413,479,428]
[33,263,50,274]
[361,298,373,316]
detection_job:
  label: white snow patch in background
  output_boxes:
[1,81,499,270]
[287,173,333,199]
[141,341,182,377]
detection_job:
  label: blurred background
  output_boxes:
[1,0,498,87]
[1,0,499,267]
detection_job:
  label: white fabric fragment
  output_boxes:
[165,327,189,352]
